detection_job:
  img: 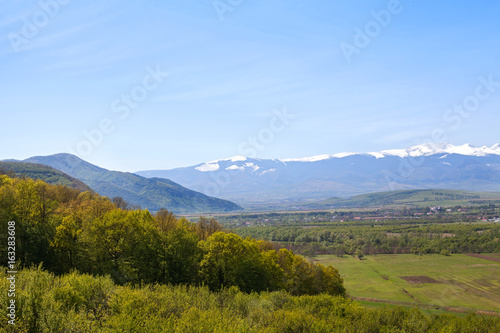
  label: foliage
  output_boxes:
[355,249,364,260]
[233,220,500,257]
[1,268,499,332]
[0,175,344,297]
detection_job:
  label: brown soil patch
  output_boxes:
[400,276,441,284]
[464,253,500,264]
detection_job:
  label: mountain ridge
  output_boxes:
[189,143,500,167]
[0,161,93,192]
[10,153,242,214]
[304,189,500,210]
[136,143,500,206]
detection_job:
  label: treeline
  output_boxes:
[0,175,344,295]
[431,191,480,199]
[2,268,499,332]
[234,223,500,257]
[216,206,500,227]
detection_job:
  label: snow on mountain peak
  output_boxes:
[380,143,500,158]
[282,154,333,162]
[281,143,500,163]
[195,162,220,172]
[195,156,248,172]
[228,155,247,162]
[195,143,500,171]
[282,152,359,162]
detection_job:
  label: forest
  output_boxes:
[1,175,500,332]
[232,222,500,257]
[0,175,343,295]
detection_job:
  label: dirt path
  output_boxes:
[463,253,500,264]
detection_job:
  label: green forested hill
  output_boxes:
[306,189,500,209]
[0,161,92,192]
[0,174,344,299]
[21,153,242,213]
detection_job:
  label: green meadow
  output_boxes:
[315,253,500,313]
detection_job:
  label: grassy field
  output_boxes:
[315,253,500,313]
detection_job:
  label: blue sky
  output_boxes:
[1,0,499,171]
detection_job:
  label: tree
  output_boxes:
[355,249,364,260]
[198,232,270,292]
[195,217,224,240]
[154,208,177,232]
[51,215,82,272]
[83,209,160,284]
[440,249,450,256]
[159,218,201,284]
[112,196,129,210]
[276,248,345,296]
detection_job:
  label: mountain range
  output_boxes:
[3,154,242,214]
[136,143,500,206]
[3,143,499,211]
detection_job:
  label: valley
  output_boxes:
[1,145,500,330]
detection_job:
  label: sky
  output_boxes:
[1,0,499,172]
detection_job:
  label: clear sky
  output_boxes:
[1,0,499,172]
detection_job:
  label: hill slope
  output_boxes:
[0,161,92,192]
[305,189,500,209]
[20,154,242,214]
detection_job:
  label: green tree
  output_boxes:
[198,232,270,292]
[83,209,160,284]
[159,218,201,284]
[51,215,82,272]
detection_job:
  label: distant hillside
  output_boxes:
[22,154,242,214]
[136,143,500,205]
[303,189,500,209]
[0,161,92,192]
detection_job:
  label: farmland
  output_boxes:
[315,253,500,313]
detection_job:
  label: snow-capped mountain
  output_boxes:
[136,143,500,205]
[283,143,500,161]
